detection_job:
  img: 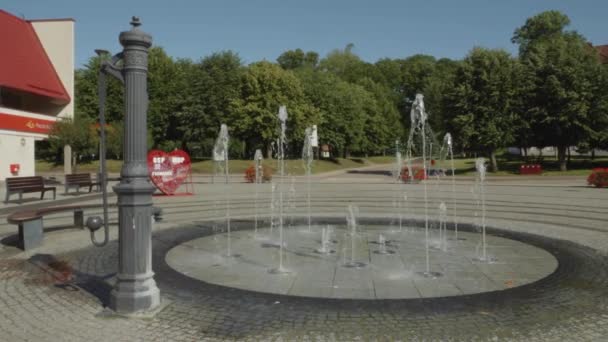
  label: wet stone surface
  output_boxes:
[8,218,602,341]
[166,224,558,299]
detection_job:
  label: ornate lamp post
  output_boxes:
[87,17,160,314]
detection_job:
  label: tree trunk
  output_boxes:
[343,147,350,159]
[567,146,571,164]
[591,148,596,160]
[266,143,273,160]
[489,149,499,172]
[557,145,568,171]
[72,154,78,173]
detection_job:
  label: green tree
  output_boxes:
[319,44,378,84]
[373,55,457,138]
[513,11,602,171]
[446,47,520,171]
[74,56,124,123]
[356,78,402,155]
[105,121,123,159]
[277,49,320,70]
[424,58,460,134]
[586,63,608,155]
[296,69,369,157]
[304,51,319,68]
[176,51,244,156]
[230,61,318,158]
[48,116,98,171]
[147,47,188,147]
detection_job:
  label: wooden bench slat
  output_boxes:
[4,176,56,203]
[64,173,100,195]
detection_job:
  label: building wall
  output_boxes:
[30,19,75,120]
[0,131,36,180]
[0,15,74,181]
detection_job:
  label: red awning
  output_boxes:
[0,10,70,104]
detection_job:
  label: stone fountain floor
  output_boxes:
[166,226,557,299]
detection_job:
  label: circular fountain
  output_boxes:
[165,219,558,300]
[162,97,559,301]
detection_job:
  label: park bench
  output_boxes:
[64,173,101,194]
[6,204,163,250]
[520,164,542,175]
[4,176,56,204]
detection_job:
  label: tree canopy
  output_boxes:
[446,47,520,171]
[513,10,604,170]
[50,9,607,174]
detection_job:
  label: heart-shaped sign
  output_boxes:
[147,149,191,195]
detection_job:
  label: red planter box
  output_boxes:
[400,167,427,182]
[520,164,542,175]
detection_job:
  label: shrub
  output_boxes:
[400,166,427,182]
[587,168,608,188]
[244,164,273,183]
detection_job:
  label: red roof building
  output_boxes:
[0,10,70,104]
[0,10,74,180]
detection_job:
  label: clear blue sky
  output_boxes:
[5,0,607,68]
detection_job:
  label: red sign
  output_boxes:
[0,112,55,134]
[10,164,20,175]
[147,149,192,195]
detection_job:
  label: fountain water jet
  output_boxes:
[213,124,237,258]
[443,133,463,241]
[315,226,335,254]
[438,202,448,251]
[302,127,314,231]
[394,140,406,232]
[213,124,230,184]
[374,234,396,255]
[409,94,442,278]
[473,158,495,263]
[253,149,263,236]
[343,205,366,268]
[288,176,296,227]
[269,105,290,274]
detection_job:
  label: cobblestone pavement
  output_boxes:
[0,173,607,341]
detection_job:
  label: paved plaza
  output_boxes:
[0,168,608,341]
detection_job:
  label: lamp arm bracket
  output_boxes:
[101,52,125,83]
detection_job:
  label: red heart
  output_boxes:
[147,149,191,195]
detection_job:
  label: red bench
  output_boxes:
[520,164,542,175]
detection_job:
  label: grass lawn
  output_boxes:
[36,155,607,177]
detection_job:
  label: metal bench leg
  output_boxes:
[18,219,44,250]
[74,210,84,229]
[4,191,9,204]
[40,191,45,200]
